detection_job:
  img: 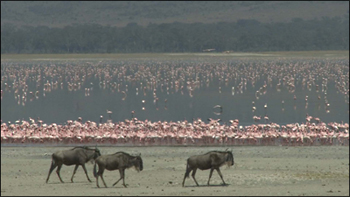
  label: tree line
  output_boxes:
[1,17,348,54]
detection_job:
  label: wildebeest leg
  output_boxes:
[216,168,226,185]
[100,172,108,188]
[122,169,127,188]
[191,168,199,186]
[70,165,79,182]
[122,169,128,188]
[113,169,125,187]
[182,168,192,187]
[56,164,64,183]
[46,160,57,183]
[81,164,92,182]
[96,166,107,188]
[207,168,214,185]
[96,174,100,188]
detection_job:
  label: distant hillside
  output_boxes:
[1,1,349,27]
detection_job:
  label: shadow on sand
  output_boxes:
[46,181,92,184]
[184,183,230,188]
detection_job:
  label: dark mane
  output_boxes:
[71,146,95,150]
[113,151,133,156]
[203,150,229,155]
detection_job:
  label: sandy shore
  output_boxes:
[1,146,349,196]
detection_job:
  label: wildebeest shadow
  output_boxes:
[46,181,91,184]
[184,183,230,188]
[46,182,65,185]
[93,186,129,189]
[93,184,131,189]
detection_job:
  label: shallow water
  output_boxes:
[1,56,349,125]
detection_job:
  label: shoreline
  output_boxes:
[1,51,349,60]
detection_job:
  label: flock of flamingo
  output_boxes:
[1,116,349,146]
[1,57,349,146]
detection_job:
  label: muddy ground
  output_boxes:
[1,146,349,196]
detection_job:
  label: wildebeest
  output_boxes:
[182,149,234,187]
[93,151,143,188]
[46,146,101,183]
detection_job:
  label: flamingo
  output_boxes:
[253,116,261,122]
[264,115,269,123]
[107,110,112,120]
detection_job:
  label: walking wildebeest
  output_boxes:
[46,146,101,183]
[182,149,234,187]
[93,151,143,188]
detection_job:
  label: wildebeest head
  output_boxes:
[94,147,102,159]
[225,150,234,166]
[133,153,143,172]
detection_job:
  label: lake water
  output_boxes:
[1,55,349,126]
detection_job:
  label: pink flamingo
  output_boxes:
[253,116,261,122]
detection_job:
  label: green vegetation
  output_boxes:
[1,17,348,54]
[1,2,348,27]
[1,2,349,54]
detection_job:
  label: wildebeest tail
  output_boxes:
[93,162,98,178]
[184,159,190,178]
[50,154,55,165]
